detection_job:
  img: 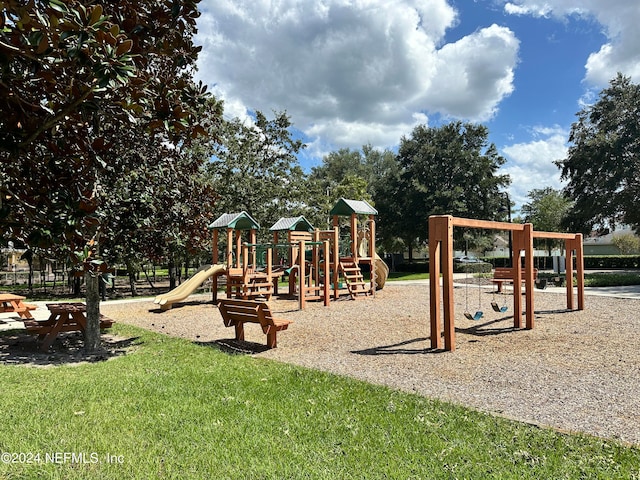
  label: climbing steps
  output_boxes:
[339,257,372,299]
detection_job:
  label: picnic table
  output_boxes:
[23,302,115,351]
[0,293,36,319]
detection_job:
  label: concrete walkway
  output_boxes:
[382,277,640,300]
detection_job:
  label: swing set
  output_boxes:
[462,263,485,320]
[429,215,585,351]
[462,261,508,318]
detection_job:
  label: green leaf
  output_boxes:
[49,0,69,14]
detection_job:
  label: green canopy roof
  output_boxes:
[269,216,314,232]
[208,212,260,230]
[329,198,377,216]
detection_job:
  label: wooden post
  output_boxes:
[266,245,272,279]
[564,234,584,311]
[429,215,454,351]
[212,229,219,303]
[234,230,242,268]
[298,239,305,310]
[226,228,234,299]
[323,240,330,306]
[429,216,442,350]
[350,213,358,261]
[227,228,234,267]
[332,218,340,300]
[250,229,257,267]
[575,233,585,310]
[242,243,249,299]
[565,238,574,310]
[512,230,523,328]
[523,223,535,330]
[369,215,376,296]
[313,230,320,288]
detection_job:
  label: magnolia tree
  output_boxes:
[0,0,216,352]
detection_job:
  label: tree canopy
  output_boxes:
[390,122,510,256]
[206,111,307,239]
[0,0,217,351]
[521,187,573,254]
[556,74,640,234]
[520,187,572,233]
[0,0,211,253]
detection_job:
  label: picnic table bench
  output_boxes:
[217,299,292,349]
[23,302,115,351]
[0,293,37,319]
[491,267,538,293]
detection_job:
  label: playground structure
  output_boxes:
[429,215,584,352]
[270,216,334,309]
[155,199,389,310]
[330,198,389,298]
[209,212,281,302]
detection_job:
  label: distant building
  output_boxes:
[583,225,634,255]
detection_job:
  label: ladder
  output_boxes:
[338,257,371,299]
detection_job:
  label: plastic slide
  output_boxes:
[374,253,389,289]
[154,264,226,310]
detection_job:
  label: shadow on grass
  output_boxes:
[0,331,141,367]
[195,338,272,355]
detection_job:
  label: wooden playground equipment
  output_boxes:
[210,212,280,302]
[429,215,584,351]
[270,216,333,308]
[207,199,388,310]
[330,198,388,299]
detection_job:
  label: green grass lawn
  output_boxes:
[0,324,638,479]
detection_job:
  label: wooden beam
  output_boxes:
[446,216,527,231]
[532,231,578,240]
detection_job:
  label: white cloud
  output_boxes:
[500,126,569,210]
[504,0,640,87]
[424,24,519,121]
[196,0,519,151]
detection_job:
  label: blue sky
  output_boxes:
[194,1,640,211]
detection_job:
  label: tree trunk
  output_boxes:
[128,272,138,296]
[73,272,81,296]
[168,259,177,290]
[27,258,33,292]
[141,265,156,289]
[407,240,414,263]
[84,272,102,353]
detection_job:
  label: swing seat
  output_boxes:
[464,311,484,321]
[491,301,508,313]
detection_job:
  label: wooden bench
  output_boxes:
[491,267,538,293]
[217,299,292,349]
